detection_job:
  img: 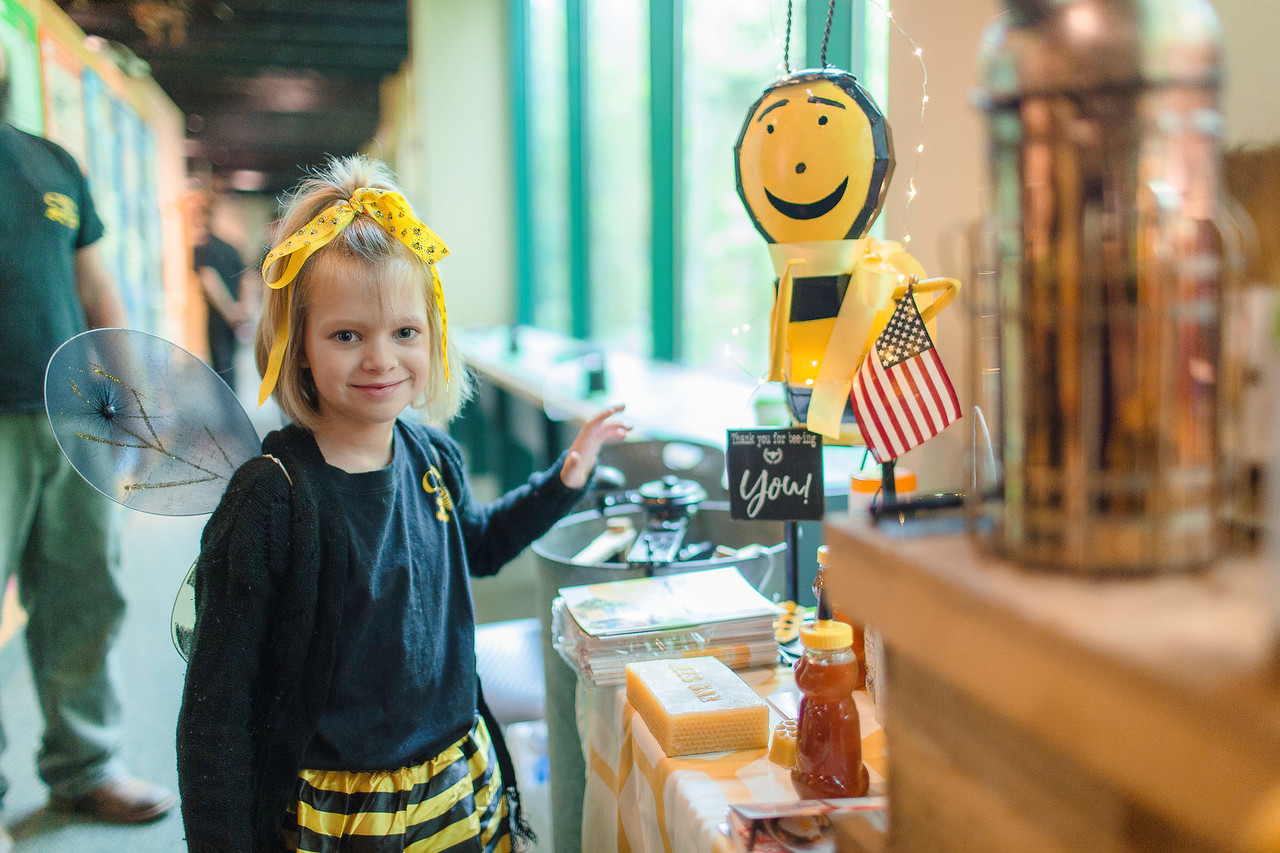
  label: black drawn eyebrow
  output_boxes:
[808,96,846,109]
[756,99,789,121]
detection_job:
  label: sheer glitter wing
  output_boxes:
[44,328,261,517]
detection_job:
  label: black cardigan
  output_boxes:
[176,422,583,851]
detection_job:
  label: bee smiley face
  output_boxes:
[735,70,894,244]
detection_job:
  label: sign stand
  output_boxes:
[784,520,800,604]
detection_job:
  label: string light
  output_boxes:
[773,0,936,244]
[720,308,775,380]
[867,0,930,245]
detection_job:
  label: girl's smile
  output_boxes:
[354,380,407,396]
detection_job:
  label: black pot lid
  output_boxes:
[637,475,707,509]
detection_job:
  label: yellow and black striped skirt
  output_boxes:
[285,716,510,853]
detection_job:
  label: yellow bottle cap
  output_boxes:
[769,719,798,767]
[800,618,854,650]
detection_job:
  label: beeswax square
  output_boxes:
[625,657,769,757]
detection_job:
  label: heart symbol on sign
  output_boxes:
[763,448,783,465]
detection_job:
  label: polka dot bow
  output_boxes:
[257,187,451,407]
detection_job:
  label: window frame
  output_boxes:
[510,0,869,361]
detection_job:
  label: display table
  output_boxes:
[455,324,772,445]
[577,664,888,853]
[460,323,875,852]
[824,517,1280,853]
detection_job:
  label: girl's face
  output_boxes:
[302,265,432,448]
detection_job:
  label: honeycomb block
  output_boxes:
[625,657,769,757]
[769,718,798,767]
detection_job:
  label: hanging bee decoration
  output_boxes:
[735,68,956,441]
[736,68,893,246]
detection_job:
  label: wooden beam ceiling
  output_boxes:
[58,0,410,195]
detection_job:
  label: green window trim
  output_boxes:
[806,0,853,72]
[507,0,535,327]
[511,0,868,361]
[650,0,681,361]
[567,0,591,340]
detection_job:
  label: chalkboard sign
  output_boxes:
[726,428,824,521]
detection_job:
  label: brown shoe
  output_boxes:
[51,776,177,824]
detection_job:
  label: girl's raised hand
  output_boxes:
[560,403,631,489]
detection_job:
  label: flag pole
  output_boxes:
[785,409,801,605]
[881,458,897,504]
[784,519,799,604]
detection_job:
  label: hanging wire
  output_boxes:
[820,0,837,68]
[783,0,793,74]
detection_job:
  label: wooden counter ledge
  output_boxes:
[824,516,1280,853]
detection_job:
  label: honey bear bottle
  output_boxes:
[791,588,870,800]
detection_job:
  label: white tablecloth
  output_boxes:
[577,665,887,853]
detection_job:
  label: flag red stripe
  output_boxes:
[863,356,903,459]
[867,355,910,458]
[903,355,947,432]
[852,353,894,462]
[890,363,930,445]
[933,348,963,420]
[883,362,922,456]
[917,349,961,425]
[850,358,886,461]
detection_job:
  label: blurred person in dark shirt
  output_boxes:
[0,43,176,851]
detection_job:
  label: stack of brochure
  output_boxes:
[723,798,888,852]
[551,566,782,687]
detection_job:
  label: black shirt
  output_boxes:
[193,233,243,336]
[0,124,104,412]
[303,422,478,770]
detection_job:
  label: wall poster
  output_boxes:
[38,28,86,164]
[136,122,163,333]
[82,67,126,292]
[113,98,148,329]
[0,0,42,134]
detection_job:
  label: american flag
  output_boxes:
[850,288,961,462]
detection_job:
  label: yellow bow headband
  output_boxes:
[257,187,451,407]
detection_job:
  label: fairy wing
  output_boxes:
[44,327,261,516]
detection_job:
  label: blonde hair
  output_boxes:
[255,155,471,431]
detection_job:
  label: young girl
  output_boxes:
[176,155,629,852]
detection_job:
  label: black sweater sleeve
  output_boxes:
[176,456,293,853]
[429,427,586,577]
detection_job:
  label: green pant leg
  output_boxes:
[0,412,127,799]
